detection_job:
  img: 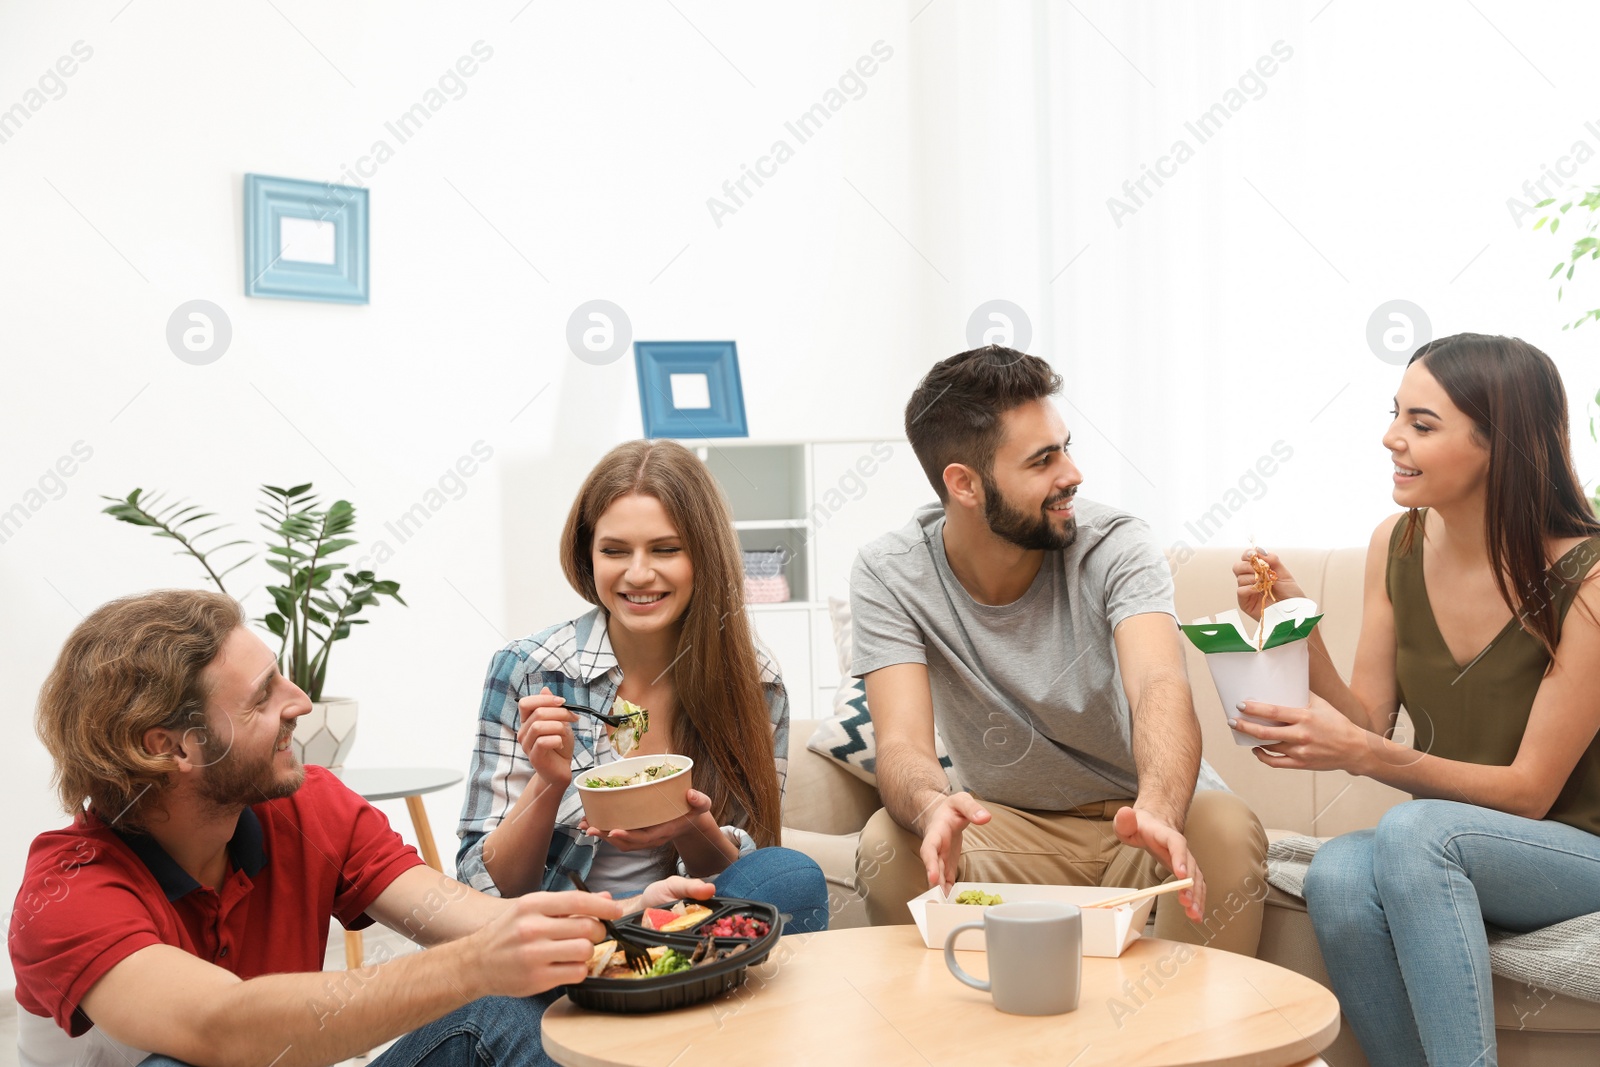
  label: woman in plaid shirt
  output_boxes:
[457,440,828,932]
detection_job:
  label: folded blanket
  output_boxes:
[1266,835,1600,1004]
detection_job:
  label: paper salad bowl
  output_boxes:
[575,754,695,831]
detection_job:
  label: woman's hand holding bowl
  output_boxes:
[579,787,716,851]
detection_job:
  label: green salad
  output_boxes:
[582,763,683,789]
[645,949,693,977]
[610,697,649,758]
[954,890,1005,906]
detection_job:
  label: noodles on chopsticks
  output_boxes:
[1250,550,1278,651]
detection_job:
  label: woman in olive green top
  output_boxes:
[1229,333,1600,1067]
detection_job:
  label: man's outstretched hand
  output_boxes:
[1112,806,1206,921]
[919,791,991,898]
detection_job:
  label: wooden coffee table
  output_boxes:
[542,925,1338,1066]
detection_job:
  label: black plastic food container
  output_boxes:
[566,896,783,1014]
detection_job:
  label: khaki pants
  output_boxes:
[855,790,1268,957]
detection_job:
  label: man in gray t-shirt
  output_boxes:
[853,499,1229,810]
[852,346,1266,956]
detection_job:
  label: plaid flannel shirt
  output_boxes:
[455,607,789,895]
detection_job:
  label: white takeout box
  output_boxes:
[1180,597,1323,749]
[908,882,1156,957]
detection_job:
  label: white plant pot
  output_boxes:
[295,697,359,769]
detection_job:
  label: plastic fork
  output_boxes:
[567,871,653,975]
[562,702,634,728]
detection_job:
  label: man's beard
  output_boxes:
[981,473,1078,551]
[196,725,305,811]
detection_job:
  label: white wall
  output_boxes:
[3,0,1600,991]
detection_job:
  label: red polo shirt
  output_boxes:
[9,766,425,1037]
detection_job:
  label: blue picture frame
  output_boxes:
[243,174,369,304]
[634,341,748,440]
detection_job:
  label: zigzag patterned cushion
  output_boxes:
[806,676,956,787]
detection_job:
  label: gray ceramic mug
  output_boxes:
[943,900,1082,1015]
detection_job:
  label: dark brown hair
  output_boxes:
[560,440,782,848]
[904,345,1063,502]
[36,589,242,827]
[1402,333,1600,654]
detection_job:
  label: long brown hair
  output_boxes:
[36,589,242,828]
[560,441,781,847]
[1401,333,1600,654]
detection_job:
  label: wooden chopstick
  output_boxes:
[1087,877,1195,910]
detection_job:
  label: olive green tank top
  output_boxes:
[1388,512,1600,835]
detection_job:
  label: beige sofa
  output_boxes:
[778,545,1600,1067]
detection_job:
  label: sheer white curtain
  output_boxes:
[901,0,1600,555]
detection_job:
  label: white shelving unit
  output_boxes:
[682,438,934,719]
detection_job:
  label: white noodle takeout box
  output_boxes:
[1180,597,1323,749]
[908,882,1156,957]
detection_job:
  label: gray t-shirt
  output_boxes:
[850,499,1226,810]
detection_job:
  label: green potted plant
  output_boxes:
[100,482,404,767]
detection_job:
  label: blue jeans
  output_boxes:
[138,993,565,1067]
[373,994,564,1067]
[1304,800,1600,1067]
[712,845,830,934]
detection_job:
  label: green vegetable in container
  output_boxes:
[954,890,1005,906]
[611,696,649,758]
[581,764,683,789]
[645,949,693,977]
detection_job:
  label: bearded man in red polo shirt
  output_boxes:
[9,590,711,1067]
